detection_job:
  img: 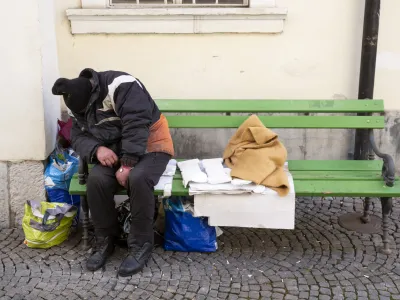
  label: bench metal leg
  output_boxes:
[81,195,90,250]
[380,197,392,255]
[338,196,381,234]
[361,197,371,223]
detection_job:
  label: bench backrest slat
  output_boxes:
[165,116,384,129]
[156,100,384,113]
[156,100,385,129]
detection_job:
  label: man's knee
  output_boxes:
[129,169,152,188]
[87,165,115,187]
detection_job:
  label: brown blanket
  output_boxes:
[223,115,290,196]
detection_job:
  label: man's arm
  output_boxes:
[113,80,153,167]
[70,118,101,163]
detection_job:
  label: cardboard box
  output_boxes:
[193,174,295,229]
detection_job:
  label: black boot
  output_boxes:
[86,236,115,271]
[118,242,153,277]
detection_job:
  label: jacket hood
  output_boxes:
[78,68,102,111]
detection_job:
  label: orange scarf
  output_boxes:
[147,114,175,157]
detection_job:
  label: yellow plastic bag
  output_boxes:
[22,200,77,249]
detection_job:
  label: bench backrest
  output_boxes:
[155,100,385,129]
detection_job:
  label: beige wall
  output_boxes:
[0,0,60,228]
[0,0,60,161]
[375,1,400,158]
[376,0,400,111]
[0,1,46,160]
[55,0,400,166]
[56,0,365,100]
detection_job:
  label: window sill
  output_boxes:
[66,7,287,34]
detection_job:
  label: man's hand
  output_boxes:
[116,166,131,188]
[96,146,118,167]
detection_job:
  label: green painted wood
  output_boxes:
[154,178,400,197]
[69,177,178,196]
[165,116,385,129]
[156,100,385,113]
[172,160,383,171]
[70,160,386,195]
[69,177,400,197]
[69,179,87,195]
[68,179,127,196]
[84,160,382,172]
[288,160,383,171]
[72,169,384,183]
[292,171,384,180]
[294,180,400,197]
[172,170,384,181]
[80,160,383,176]
[75,161,384,182]
[116,189,127,195]
[70,174,400,197]
[160,178,400,197]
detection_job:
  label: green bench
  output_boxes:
[69,99,399,254]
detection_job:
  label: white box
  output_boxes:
[193,174,295,229]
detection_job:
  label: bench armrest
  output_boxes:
[78,157,89,185]
[369,129,396,187]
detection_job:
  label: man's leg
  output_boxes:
[128,152,170,246]
[86,164,119,271]
[118,152,170,277]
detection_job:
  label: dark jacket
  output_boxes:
[70,68,162,167]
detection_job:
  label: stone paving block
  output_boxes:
[2,197,400,299]
[271,292,284,299]
[249,291,260,299]
[184,292,196,299]
[285,295,299,300]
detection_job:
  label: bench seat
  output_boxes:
[69,160,400,197]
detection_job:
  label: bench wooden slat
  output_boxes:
[173,170,383,181]
[69,176,399,197]
[156,100,385,113]
[70,179,400,197]
[70,169,385,190]
[69,160,386,196]
[288,160,382,171]
[69,170,396,197]
[291,170,383,180]
[153,178,400,197]
[78,160,383,173]
[166,116,385,129]
[294,180,400,197]
[77,160,383,179]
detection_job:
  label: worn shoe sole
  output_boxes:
[117,260,149,277]
[86,247,115,272]
[87,261,106,272]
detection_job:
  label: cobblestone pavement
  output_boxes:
[1,197,400,300]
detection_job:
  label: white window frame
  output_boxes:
[109,0,249,8]
[82,0,273,8]
[67,0,287,34]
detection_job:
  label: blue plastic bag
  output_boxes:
[45,148,80,227]
[44,148,79,191]
[163,196,217,252]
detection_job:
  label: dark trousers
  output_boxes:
[86,152,170,246]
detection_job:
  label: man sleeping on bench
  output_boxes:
[52,68,174,276]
